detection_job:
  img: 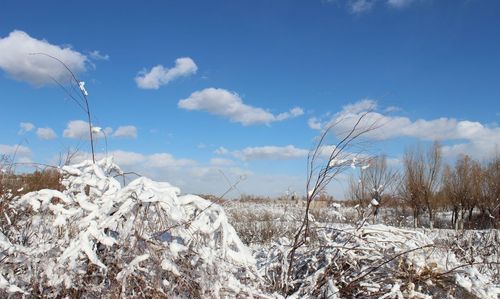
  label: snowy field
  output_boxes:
[0,159,498,298]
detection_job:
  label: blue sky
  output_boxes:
[0,0,499,198]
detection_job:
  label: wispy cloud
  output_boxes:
[135,57,197,89]
[178,88,304,126]
[328,0,421,14]
[387,0,416,9]
[349,0,375,14]
[113,125,138,139]
[88,50,109,61]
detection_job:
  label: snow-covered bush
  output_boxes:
[256,224,500,298]
[0,158,498,298]
[0,158,262,298]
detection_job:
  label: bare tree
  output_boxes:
[480,154,500,228]
[347,155,399,221]
[442,155,482,229]
[287,112,377,282]
[400,142,442,228]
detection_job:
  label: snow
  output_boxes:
[0,158,498,298]
[78,81,88,96]
[0,158,263,298]
[91,126,102,134]
[329,158,347,168]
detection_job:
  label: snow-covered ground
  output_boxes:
[0,159,498,298]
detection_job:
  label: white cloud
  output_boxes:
[135,57,197,89]
[178,88,304,126]
[312,99,500,160]
[276,107,305,121]
[104,150,146,166]
[209,158,235,166]
[88,50,109,61]
[342,99,377,114]
[384,105,401,113]
[0,30,88,86]
[50,148,355,198]
[36,127,57,140]
[113,125,138,139]
[0,144,31,156]
[63,120,111,140]
[70,149,305,197]
[73,150,196,169]
[78,150,243,194]
[349,0,375,13]
[18,122,35,134]
[308,117,322,130]
[147,153,197,168]
[219,145,309,161]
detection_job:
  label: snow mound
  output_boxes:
[0,158,262,298]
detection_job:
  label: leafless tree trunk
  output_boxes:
[400,142,442,228]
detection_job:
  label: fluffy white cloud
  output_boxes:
[178,88,304,126]
[18,122,35,134]
[135,57,197,89]
[0,30,88,86]
[312,99,500,159]
[36,127,57,140]
[63,120,111,140]
[113,125,138,139]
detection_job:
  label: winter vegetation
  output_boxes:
[1,2,500,298]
